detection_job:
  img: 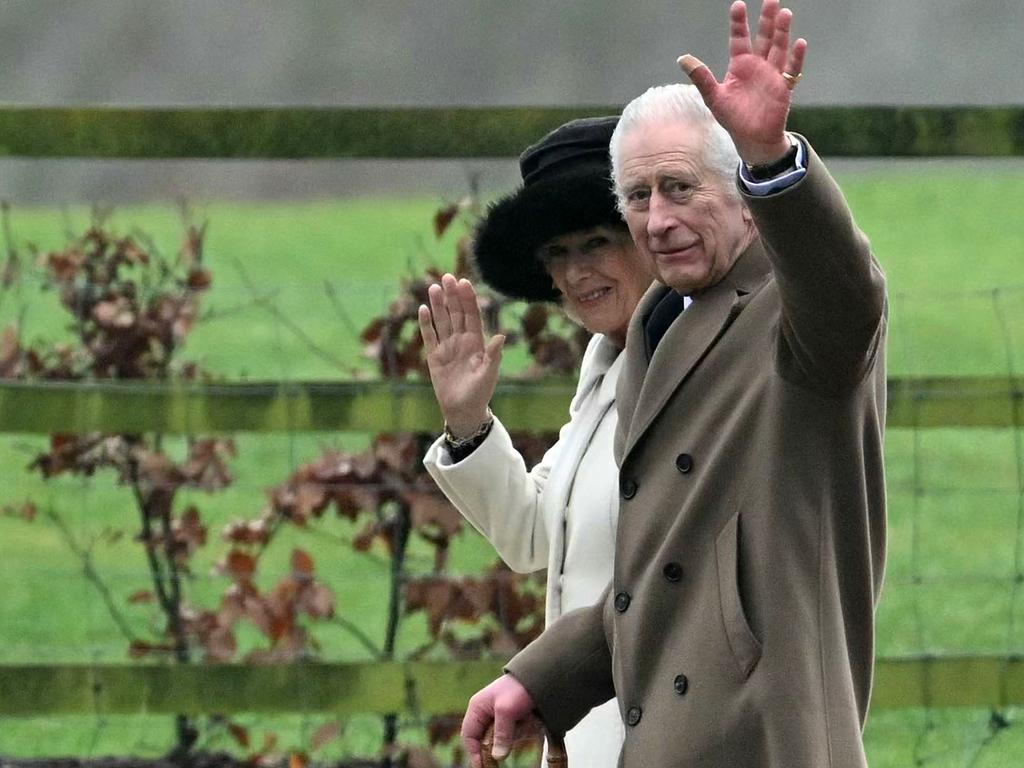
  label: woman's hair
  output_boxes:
[609,83,741,209]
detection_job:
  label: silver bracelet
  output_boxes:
[443,408,494,449]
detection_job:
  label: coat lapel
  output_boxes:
[617,242,773,462]
[614,283,666,463]
[541,344,623,622]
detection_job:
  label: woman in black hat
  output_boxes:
[419,117,653,767]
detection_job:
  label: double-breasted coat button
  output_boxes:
[626,706,642,726]
[614,592,631,612]
[620,478,638,499]
[663,562,683,582]
[675,453,694,473]
[674,674,689,696]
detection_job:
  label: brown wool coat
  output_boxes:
[506,141,888,768]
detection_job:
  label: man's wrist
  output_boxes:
[743,135,799,181]
[740,134,795,170]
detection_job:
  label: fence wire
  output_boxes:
[3,277,1024,766]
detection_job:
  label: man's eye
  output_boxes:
[626,189,650,206]
[584,236,609,251]
[666,181,691,195]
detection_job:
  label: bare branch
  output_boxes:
[323,280,362,340]
[329,615,384,660]
[42,505,137,643]
[228,255,349,371]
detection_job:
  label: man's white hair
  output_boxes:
[609,83,741,210]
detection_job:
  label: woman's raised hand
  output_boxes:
[418,274,506,438]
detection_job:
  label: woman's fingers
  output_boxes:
[417,304,439,351]
[428,282,452,339]
[457,278,485,338]
[484,333,505,370]
[442,273,466,334]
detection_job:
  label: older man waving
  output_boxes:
[463,2,887,767]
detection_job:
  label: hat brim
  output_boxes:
[472,165,626,302]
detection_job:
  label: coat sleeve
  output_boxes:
[740,136,887,394]
[504,584,616,736]
[422,336,605,573]
[422,415,561,573]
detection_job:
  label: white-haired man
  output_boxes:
[462,2,887,766]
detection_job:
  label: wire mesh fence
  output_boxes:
[0,174,1021,767]
[0,287,1021,766]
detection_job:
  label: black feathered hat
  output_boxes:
[472,115,625,302]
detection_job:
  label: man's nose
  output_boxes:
[647,192,677,239]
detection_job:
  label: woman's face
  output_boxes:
[538,225,654,347]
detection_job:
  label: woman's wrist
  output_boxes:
[443,408,493,440]
[443,408,494,462]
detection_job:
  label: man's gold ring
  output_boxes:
[782,71,802,90]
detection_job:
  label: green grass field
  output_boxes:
[1,164,1023,765]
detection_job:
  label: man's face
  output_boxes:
[617,119,753,294]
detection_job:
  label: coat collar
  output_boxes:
[572,333,623,409]
[713,236,772,295]
[614,240,772,463]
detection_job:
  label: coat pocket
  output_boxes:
[715,511,763,680]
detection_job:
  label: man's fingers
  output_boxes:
[462,676,536,765]
[465,736,483,768]
[457,278,485,337]
[427,282,452,339]
[785,37,807,79]
[490,704,516,761]
[752,0,779,58]
[728,1,753,58]
[461,696,492,768]
[678,55,718,104]
[464,735,483,768]
[767,7,792,70]
[417,305,438,352]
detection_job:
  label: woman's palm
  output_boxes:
[427,326,500,415]
[417,275,505,432]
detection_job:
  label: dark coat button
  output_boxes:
[675,453,694,473]
[626,706,642,726]
[614,592,631,612]
[674,674,689,696]
[620,478,638,499]
[663,562,683,582]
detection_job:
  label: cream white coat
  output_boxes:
[423,333,625,767]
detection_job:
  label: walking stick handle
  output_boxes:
[480,723,568,767]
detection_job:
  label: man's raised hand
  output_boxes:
[678,0,807,165]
